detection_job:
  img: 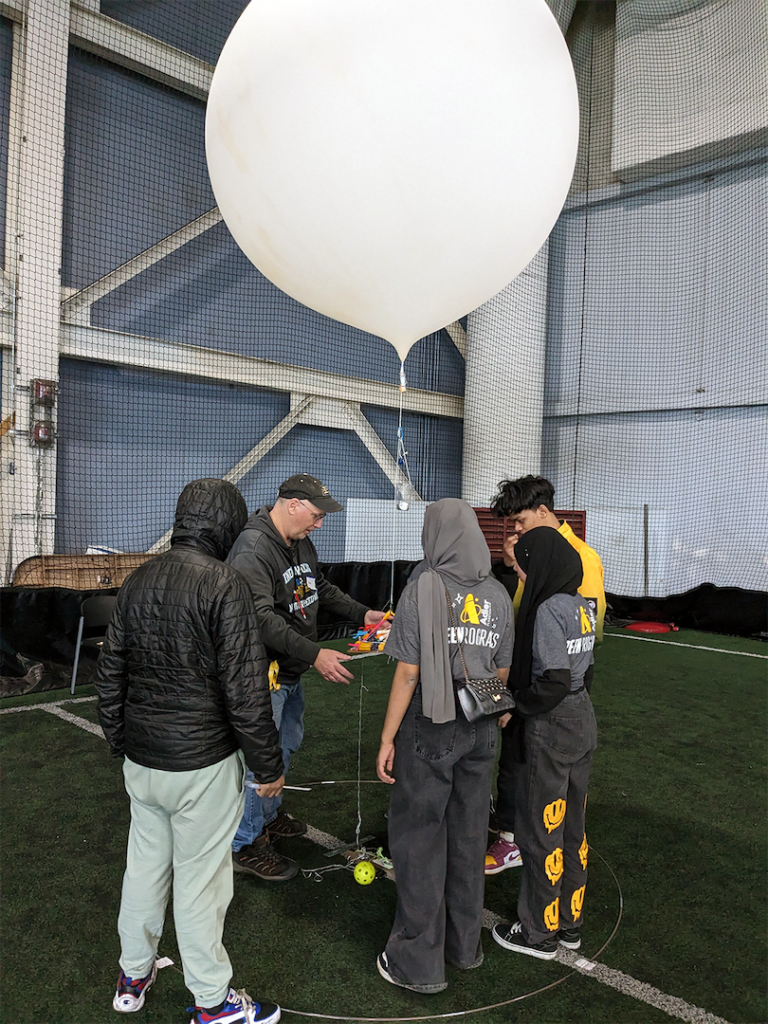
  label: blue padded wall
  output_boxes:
[56,359,289,555]
[56,360,463,561]
[361,405,463,503]
[62,49,214,289]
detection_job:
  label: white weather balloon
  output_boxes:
[206,0,579,363]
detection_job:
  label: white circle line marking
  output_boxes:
[606,633,767,659]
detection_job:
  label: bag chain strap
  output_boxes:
[443,584,472,685]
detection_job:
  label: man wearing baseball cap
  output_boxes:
[227,474,386,881]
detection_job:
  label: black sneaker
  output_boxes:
[233,834,299,882]
[492,921,558,960]
[558,927,582,949]
[112,962,157,1013]
[188,986,280,1023]
[266,810,307,839]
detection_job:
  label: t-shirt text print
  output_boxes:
[566,603,597,654]
[283,562,318,614]
[446,590,501,649]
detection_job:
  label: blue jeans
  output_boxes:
[231,680,305,852]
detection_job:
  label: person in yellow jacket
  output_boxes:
[491,476,605,642]
[485,475,605,876]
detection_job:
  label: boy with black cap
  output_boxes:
[227,474,386,881]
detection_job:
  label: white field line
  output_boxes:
[481,910,730,1024]
[41,703,105,738]
[0,695,99,714]
[1,694,734,1024]
[555,948,731,1024]
[606,633,767,659]
[304,823,350,851]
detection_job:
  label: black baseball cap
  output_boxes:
[278,473,343,513]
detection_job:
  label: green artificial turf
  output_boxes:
[1,630,766,1024]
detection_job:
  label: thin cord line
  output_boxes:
[389,364,407,612]
[279,847,623,1021]
[354,664,365,847]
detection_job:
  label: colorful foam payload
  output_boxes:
[349,612,394,653]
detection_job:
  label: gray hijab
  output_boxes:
[416,498,492,723]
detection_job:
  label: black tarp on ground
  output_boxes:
[0,586,120,696]
[606,585,767,637]
[1,566,765,698]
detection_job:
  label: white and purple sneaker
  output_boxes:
[189,987,280,1024]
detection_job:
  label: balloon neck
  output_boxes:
[399,364,407,392]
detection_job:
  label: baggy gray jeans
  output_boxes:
[385,693,497,991]
[514,688,597,944]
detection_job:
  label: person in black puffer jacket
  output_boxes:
[96,478,283,1024]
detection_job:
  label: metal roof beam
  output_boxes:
[0,316,463,420]
[69,3,213,100]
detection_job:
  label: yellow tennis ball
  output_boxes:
[354,861,376,885]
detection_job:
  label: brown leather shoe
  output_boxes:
[266,810,308,839]
[232,834,299,881]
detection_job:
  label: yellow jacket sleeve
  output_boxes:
[511,523,606,642]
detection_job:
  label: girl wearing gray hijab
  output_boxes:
[375,498,514,994]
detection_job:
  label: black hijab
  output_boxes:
[509,527,583,692]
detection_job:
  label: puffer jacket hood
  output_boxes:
[170,478,248,560]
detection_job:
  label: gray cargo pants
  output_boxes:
[384,694,497,991]
[514,687,597,944]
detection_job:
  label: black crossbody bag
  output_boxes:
[444,586,515,723]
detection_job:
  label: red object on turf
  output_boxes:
[625,622,678,633]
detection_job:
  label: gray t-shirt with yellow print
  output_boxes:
[532,593,596,690]
[385,575,514,680]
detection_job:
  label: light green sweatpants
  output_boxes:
[118,752,245,1008]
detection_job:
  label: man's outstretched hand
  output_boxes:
[314,648,354,684]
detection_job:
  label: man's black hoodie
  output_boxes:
[227,506,369,681]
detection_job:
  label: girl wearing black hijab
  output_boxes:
[491,527,598,960]
[375,499,514,993]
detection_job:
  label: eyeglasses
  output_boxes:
[299,500,326,523]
